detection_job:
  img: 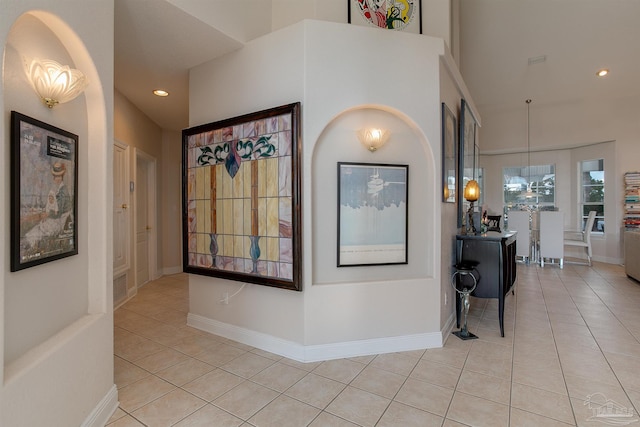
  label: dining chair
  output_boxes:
[507,210,530,263]
[539,211,564,268]
[563,210,596,266]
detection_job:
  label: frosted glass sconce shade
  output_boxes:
[24,57,89,108]
[357,128,390,152]
[464,180,480,202]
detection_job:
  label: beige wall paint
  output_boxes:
[1,1,115,426]
[188,20,448,359]
[114,90,164,291]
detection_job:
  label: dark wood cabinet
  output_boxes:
[455,231,517,337]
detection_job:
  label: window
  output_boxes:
[503,164,555,215]
[580,159,604,232]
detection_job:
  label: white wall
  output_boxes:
[1,1,116,426]
[188,20,453,361]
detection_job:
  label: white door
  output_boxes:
[135,150,157,288]
[113,141,130,276]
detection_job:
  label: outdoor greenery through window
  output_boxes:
[503,165,555,216]
[581,159,604,232]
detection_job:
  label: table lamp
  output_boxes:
[464,180,480,234]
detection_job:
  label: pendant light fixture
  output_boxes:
[521,99,539,200]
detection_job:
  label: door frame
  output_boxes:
[113,139,131,278]
[133,148,158,287]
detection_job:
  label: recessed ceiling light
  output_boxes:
[153,89,169,97]
[596,69,609,77]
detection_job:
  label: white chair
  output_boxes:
[539,211,564,268]
[564,210,596,266]
[508,210,530,263]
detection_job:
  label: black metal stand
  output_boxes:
[451,264,479,340]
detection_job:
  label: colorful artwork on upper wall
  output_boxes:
[348,0,423,34]
[182,103,302,291]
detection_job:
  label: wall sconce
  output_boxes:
[464,180,480,234]
[24,57,89,108]
[357,128,390,152]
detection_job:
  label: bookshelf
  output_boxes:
[624,172,640,229]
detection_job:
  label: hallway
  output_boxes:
[110,262,640,426]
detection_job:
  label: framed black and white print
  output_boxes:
[442,103,456,203]
[348,0,423,34]
[458,99,476,227]
[337,162,408,267]
[10,111,79,271]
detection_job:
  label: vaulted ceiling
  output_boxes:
[114,0,640,132]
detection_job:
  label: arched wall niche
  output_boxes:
[3,10,109,367]
[311,104,436,285]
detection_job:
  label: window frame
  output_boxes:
[579,158,605,234]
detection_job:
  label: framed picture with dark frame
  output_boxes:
[458,99,477,227]
[347,0,423,34]
[10,111,79,271]
[441,103,457,203]
[337,162,408,267]
[182,102,302,291]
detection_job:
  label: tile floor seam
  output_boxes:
[536,267,580,426]
[556,268,640,417]
[111,267,640,426]
[440,295,489,425]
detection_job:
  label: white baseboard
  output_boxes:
[81,384,118,427]
[162,266,183,275]
[441,312,457,345]
[188,313,446,363]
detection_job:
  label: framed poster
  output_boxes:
[348,0,423,34]
[10,111,79,271]
[458,99,476,227]
[337,162,408,267]
[441,103,457,203]
[182,103,302,291]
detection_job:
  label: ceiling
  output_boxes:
[114,0,640,132]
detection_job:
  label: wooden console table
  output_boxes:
[455,231,517,337]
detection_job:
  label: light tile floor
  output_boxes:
[109,262,640,426]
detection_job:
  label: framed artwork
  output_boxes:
[337,162,408,267]
[182,103,302,291]
[441,103,456,203]
[348,0,423,34]
[458,99,477,227]
[10,111,79,271]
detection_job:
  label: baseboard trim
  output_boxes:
[188,313,445,363]
[81,384,118,427]
[163,266,183,275]
[441,311,457,345]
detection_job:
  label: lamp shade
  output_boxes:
[357,128,390,152]
[464,180,480,202]
[24,57,89,108]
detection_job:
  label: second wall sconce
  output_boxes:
[24,57,89,108]
[358,128,390,152]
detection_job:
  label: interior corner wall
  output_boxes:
[161,129,183,274]
[188,20,447,360]
[114,90,166,287]
[188,21,307,345]
[1,1,115,426]
[438,59,464,330]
